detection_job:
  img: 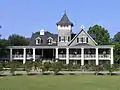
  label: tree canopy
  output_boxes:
[8,34,28,46]
[87,25,110,45]
[113,32,120,42]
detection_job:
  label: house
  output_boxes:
[9,12,114,65]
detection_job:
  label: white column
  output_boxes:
[96,48,99,65]
[55,48,58,59]
[33,48,35,62]
[110,47,113,65]
[23,48,26,64]
[10,48,12,61]
[66,48,69,64]
[42,49,43,57]
[81,48,84,66]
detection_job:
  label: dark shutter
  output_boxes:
[77,38,79,43]
[64,36,65,42]
[59,36,61,42]
[68,36,70,41]
[86,37,88,43]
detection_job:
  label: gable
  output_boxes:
[68,29,97,46]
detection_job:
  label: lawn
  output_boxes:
[0,75,120,90]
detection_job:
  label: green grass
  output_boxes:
[0,75,120,90]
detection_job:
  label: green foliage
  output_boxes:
[93,65,103,75]
[88,24,110,45]
[8,34,28,46]
[24,61,33,74]
[52,62,63,74]
[42,62,51,72]
[104,64,119,75]
[113,43,120,63]
[0,39,9,56]
[33,61,42,71]
[9,61,19,75]
[113,32,120,42]
[0,62,3,75]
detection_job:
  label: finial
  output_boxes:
[80,25,85,29]
[64,10,66,13]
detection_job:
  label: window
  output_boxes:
[59,36,65,42]
[35,37,42,45]
[79,37,88,43]
[47,37,53,45]
[80,37,83,43]
[83,37,86,43]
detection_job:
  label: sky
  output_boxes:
[0,0,120,39]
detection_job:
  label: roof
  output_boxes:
[29,31,58,46]
[56,12,73,26]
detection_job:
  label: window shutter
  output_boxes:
[86,37,88,43]
[77,38,79,43]
[64,36,65,42]
[68,36,70,41]
[59,36,61,42]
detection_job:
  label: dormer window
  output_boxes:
[47,37,53,45]
[35,37,42,45]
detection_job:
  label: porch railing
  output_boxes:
[58,54,111,59]
[84,54,96,58]
[69,54,81,58]
[58,54,66,58]
[99,54,110,58]
[12,54,23,58]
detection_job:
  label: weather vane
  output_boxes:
[80,25,85,29]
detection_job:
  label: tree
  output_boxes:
[88,24,110,45]
[114,43,120,63]
[0,38,9,57]
[113,32,120,42]
[8,34,28,46]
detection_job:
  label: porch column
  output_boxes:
[23,48,26,64]
[55,48,58,59]
[81,48,84,66]
[33,48,35,62]
[96,48,99,65]
[110,47,113,65]
[66,48,69,64]
[42,49,43,57]
[10,48,12,61]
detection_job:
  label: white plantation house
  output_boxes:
[8,12,114,65]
